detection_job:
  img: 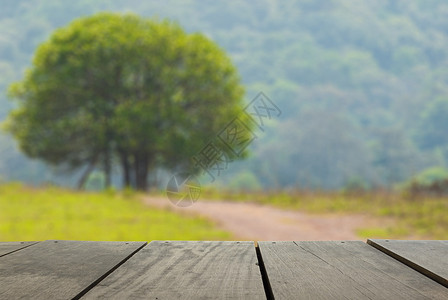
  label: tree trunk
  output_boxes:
[103,146,111,189]
[134,153,150,191]
[77,155,98,190]
[120,150,131,188]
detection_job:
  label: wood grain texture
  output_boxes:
[0,241,38,257]
[0,240,146,300]
[258,241,448,300]
[83,241,266,299]
[367,239,448,287]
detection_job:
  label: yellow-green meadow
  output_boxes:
[0,183,231,241]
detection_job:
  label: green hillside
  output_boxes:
[1,0,448,189]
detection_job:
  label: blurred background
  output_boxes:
[0,0,447,241]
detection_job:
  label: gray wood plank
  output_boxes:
[83,241,266,299]
[367,239,448,287]
[0,241,38,257]
[258,241,448,300]
[0,240,146,300]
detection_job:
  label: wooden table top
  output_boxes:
[0,239,446,299]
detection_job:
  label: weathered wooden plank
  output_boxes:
[0,241,38,257]
[367,239,448,287]
[258,241,448,300]
[83,241,266,299]
[0,240,146,300]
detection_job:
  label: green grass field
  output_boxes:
[202,189,448,239]
[0,183,231,241]
[2,183,446,241]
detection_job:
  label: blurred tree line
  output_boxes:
[1,0,448,189]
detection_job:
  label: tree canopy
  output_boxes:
[6,12,245,190]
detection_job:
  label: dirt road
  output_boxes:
[143,196,375,240]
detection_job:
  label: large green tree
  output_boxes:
[6,13,245,190]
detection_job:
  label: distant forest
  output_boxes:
[1,0,448,189]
